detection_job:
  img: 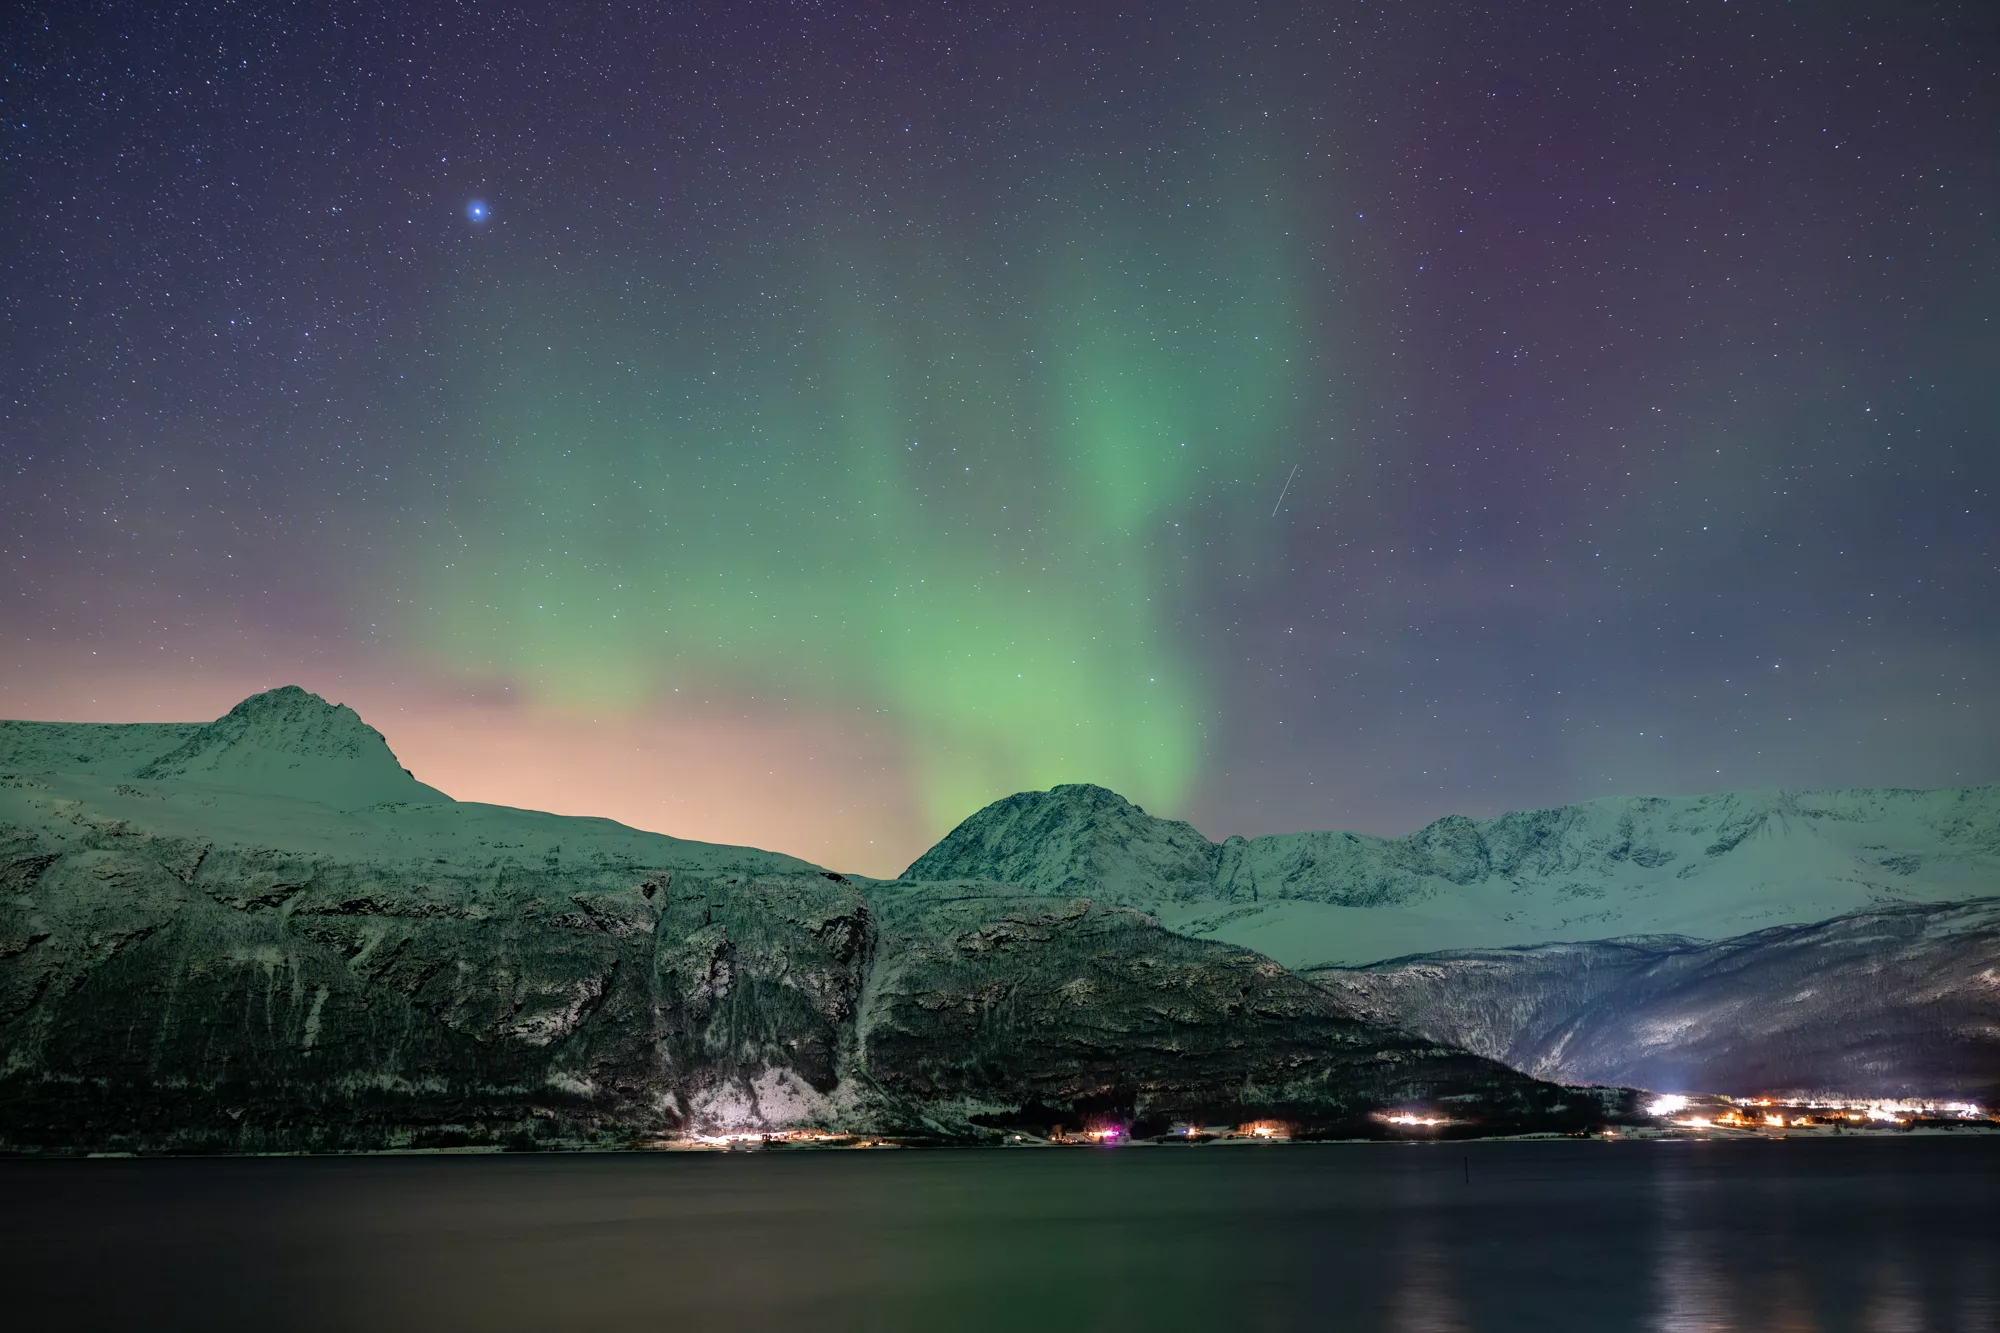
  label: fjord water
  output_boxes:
[3,1140,1995,1331]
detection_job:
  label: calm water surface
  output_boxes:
[3,1138,1996,1331]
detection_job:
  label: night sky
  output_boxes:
[5,1,1997,874]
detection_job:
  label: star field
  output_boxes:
[3,1,1996,873]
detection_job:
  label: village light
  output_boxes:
[1238,1120,1294,1139]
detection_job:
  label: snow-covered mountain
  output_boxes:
[130,684,453,809]
[1,686,450,812]
[0,690,1587,1151]
[908,782,2000,968]
[6,690,1990,1140]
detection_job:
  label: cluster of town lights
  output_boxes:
[1167,1121,1291,1140]
[1646,1093,1990,1130]
[676,1129,861,1148]
[659,1093,1990,1152]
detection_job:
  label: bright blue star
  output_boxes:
[466,199,489,224]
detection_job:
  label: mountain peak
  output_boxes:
[134,686,447,809]
[903,783,1221,905]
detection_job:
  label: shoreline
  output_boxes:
[2,1119,1983,1160]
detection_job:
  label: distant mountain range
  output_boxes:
[1,688,1991,1153]
[909,782,2000,967]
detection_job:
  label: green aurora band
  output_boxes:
[412,157,1316,831]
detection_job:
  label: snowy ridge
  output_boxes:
[908,783,2000,966]
[0,720,203,776]
[0,688,819,876]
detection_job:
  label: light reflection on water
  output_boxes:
[1391,1229,1467,1333]
[1650,1169,1734,1333]
[0,1138,1994,1331]
[1642,1140,1998,1332]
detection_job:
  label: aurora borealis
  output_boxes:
[419,135,1306,833]
[5,1,1998,873]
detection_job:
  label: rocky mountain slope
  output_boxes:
[857,881,1582,1137]
[1311,900,2000,1101]
[0,689,1597,1151]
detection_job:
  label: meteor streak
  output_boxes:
[1270,462,1300,517]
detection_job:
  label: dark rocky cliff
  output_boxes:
[859,882,1588,1137]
